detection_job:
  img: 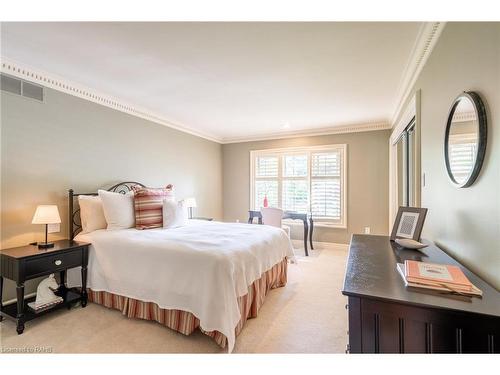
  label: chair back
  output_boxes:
[261,207,284,228]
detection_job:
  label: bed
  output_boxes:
[66,182,295,352]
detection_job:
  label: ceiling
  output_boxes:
[1,22,425,142]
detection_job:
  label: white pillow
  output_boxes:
[78,195,107,233]
[98,190,135,230]
[163,199,188,229]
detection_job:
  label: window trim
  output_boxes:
[249,144,347,228]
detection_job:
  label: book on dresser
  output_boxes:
[396,261,482,297]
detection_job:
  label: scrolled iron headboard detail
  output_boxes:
[68,181,146,240]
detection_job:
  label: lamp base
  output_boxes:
[37,242,55,249]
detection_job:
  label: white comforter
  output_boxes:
[68,220,294,352]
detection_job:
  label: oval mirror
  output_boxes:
[444,91,487,188]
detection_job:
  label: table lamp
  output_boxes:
[32,205,61,249]
[184,197,197,219]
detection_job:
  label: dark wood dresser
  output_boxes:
[342,234,500,353]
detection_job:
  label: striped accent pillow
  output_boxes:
[132,184,175,229]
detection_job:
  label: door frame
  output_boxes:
[389,90,422,228]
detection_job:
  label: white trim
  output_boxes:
[3,292,37,306]
[250,144,347,228]
[223,122,390,144]
[391,94,416,145]
[283,219,346,229]
[291,239,348,252]
[452,111,477,123]
[250,144,347,155]
[391,22,446,125]
[388,135,399,231]
[389,91,422,229]
[0,58,222,143]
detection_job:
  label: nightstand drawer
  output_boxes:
[25,248,83,277]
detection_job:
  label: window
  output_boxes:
[448,133,477,185]
[250,145,347,226]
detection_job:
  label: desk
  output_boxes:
[248,210,314,256]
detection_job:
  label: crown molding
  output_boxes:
[391,22,446,126]
[0,58,223,143]
[452,110,476,123]
[221,122,391,144]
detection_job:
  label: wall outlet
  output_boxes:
[236,219,240,223]
[47,223,60,233]
[364,227,371,234]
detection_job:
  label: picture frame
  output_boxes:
[390,206,428,241]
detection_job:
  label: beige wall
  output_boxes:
[222,130,390,244]
[1,87,223,301]
[396,22,500,289]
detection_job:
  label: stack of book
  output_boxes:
[396,260,482,297]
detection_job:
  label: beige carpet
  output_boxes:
[0,241,348,353]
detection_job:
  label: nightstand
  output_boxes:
[192,217,213,221]
[0,239,90,334]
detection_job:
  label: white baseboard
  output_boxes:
[3,292,37,306]
[291,239,348,249]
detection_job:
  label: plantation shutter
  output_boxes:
[448,133,477,184]
[254,156,279,208]
[311,150,342,219]
[251,145,346,225]
[282,154,309,212]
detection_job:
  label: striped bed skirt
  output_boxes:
[88,257,288,349]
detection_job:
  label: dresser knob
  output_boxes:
[54,260,62,266]
[345,304,349,310]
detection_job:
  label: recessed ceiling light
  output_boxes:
[282,123,291,130]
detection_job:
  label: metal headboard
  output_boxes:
[68,181,146,240]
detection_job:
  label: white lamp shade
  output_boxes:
[184,197,197,208]
[32,205,61,224]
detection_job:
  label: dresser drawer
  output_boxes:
[25,248,84,278]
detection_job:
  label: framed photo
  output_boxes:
[390,206,428,241]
